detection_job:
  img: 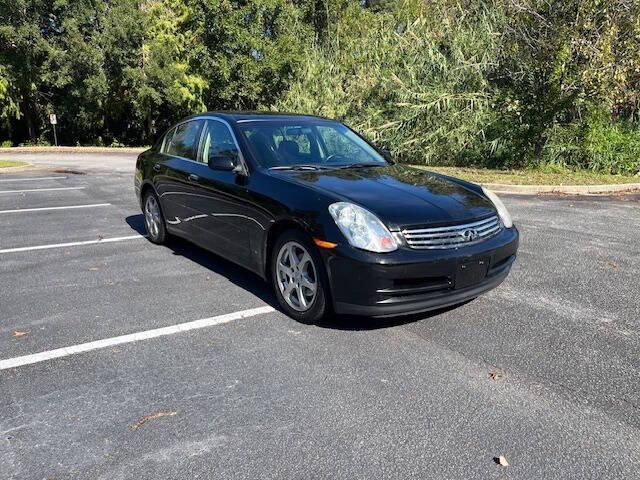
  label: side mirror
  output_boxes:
[380,148,392,162]
[208,154,236,171]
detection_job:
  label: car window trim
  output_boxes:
[162,116,249,175]
[161,126,176,154]
[196,120,209,164]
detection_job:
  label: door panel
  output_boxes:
[186,120,266,271]
[153,120,205,238]
[188,165,252,265]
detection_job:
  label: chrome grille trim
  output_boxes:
[401,215,502,249]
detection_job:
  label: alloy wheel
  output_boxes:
[144,194,161,239]
[275,241,318,312]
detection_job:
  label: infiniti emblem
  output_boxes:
[462,229,479,241]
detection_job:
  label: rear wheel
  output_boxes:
[143,190,167,244]
[271,230,329,324]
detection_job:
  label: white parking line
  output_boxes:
[0,203,111,214]
[0,234,146,254]
[0,186,85,194]
[0,176,67,182]
[0,306,275,370]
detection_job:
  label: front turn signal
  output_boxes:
[313,238,338,249]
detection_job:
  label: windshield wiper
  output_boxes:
[334,163,387,169]
[269,164,333,171]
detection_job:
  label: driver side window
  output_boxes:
[201,120,239,164]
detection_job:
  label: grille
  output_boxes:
[401,215,501,249]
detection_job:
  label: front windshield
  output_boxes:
[237,120,387,168]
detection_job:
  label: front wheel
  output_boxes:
[143,190,167,244]
[271,230,330,324]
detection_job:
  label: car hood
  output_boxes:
[279,164,496,229]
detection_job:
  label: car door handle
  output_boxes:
[188,174,200,182]
[153,163,161,172]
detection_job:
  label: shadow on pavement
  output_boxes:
[316,300,473,331]
[126,214,275,307]
[126,214,468,330]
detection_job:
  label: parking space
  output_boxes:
[0,172,272,360]
[1,158,639,479]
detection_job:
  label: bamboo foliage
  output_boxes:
[277,1,502,165]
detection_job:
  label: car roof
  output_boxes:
[185,111,335,124]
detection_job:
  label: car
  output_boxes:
[134,112,519,323]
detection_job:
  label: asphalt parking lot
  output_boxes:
[1,154,639,479]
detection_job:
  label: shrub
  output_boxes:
[542,113,640,175]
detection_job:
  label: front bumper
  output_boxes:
[325,226,519,317]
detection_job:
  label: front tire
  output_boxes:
[271,229,329,324]
[143,190,167,244]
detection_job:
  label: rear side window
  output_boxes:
[164,120,203,160]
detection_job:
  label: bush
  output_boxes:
[543,114,640,175]
[19,136,51,147]
[582,123,640,176]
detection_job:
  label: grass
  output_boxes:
[414,165,640,185]
[0,160,28,168]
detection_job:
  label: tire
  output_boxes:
[143,190,168,244]
[271,229,330,324]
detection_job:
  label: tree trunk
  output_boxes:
[534,133,547,160]
[24,102,36,142]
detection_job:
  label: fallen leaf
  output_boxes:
[129,411,177,431]
[12,331,28,338]
[496,455,509,467]
[606,260,619,270]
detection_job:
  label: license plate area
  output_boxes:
[455,257,489,289]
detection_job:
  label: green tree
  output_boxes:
[189,0,311,110]
[0,0,56,142]
[122,0,207,143]
[492,0,640,170]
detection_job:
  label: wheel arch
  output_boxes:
[263,218,313,280]
[139,181,157,208]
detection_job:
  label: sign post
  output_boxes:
[49,114,58,146]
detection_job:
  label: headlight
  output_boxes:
[482,187,513,228]
[328,202,397,253]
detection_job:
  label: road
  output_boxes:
[1,152,639,479]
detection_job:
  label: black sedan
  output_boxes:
[135,112,519,323]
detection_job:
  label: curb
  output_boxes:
[483,182,640,195]
[0,146,146,154]
[0,154,638,195]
